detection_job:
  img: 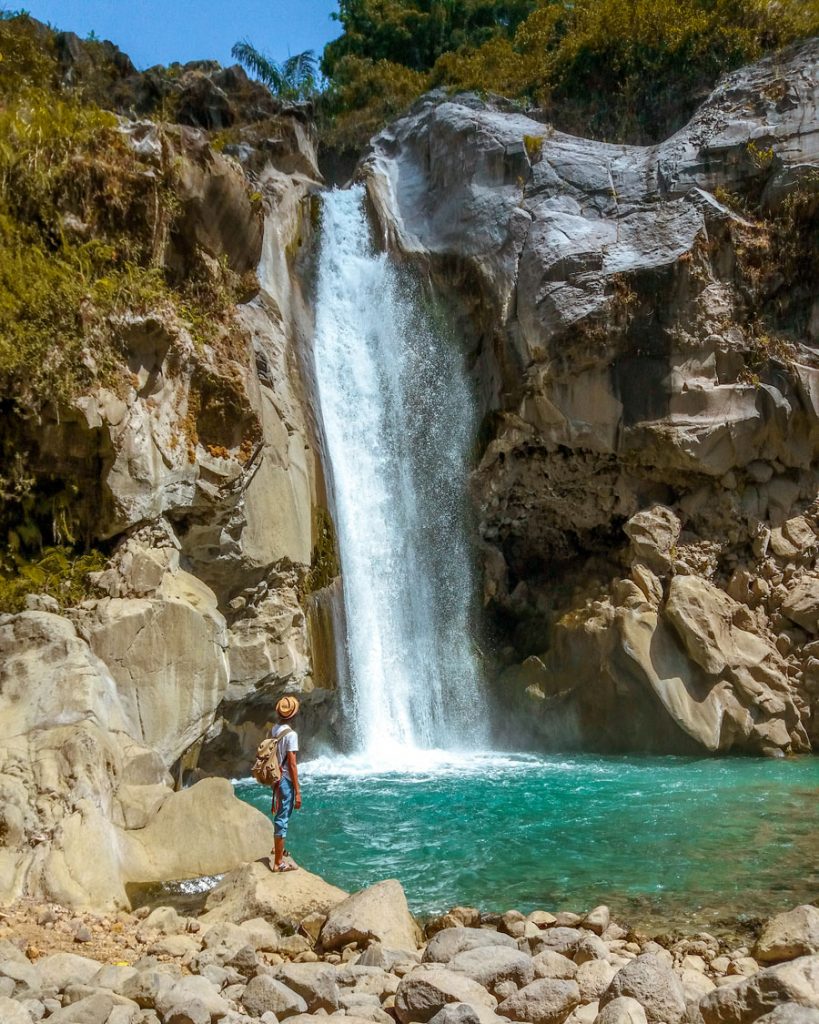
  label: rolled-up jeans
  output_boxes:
[273,775,295,838]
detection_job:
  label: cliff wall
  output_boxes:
[363,40,819,756]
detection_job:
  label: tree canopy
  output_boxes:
[317,0,819,150]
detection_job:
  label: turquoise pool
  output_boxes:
[235,752,819,934]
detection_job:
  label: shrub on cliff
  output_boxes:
[320,0,819,148]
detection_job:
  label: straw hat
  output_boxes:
[276,695,300,720]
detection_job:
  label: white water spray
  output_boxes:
[312,186,486,760]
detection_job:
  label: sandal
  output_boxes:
[274,862,298,872]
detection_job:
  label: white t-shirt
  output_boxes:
[271,723,299,781]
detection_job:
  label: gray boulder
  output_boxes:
[430,1004,483,1024]
[529,928,586,957]
[242,975,309,1019]
[276,962,340,1012]
[0,996,35,1024]
[46,992,117,1023]
[35,952,102,992]
[533,950,578,979]
[423,927,518,963]
[593,996,649,1024]
[319,880,420,952]
[756,907,819,963]
[600,955,687,1024]
[497,977,582,1024]
[756,1007,819,1024]
[700,954,819,1024]
[449,946,535,991]
[395,967,498,1024]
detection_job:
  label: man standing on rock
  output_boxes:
[270,695,302,872]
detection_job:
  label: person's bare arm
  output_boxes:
[287,751,301,809]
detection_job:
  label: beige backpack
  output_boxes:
[252,726,292,786]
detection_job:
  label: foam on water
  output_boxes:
[312,186,486,757]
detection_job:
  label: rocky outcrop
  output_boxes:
[0,65,341,906]
[363,40,819,754]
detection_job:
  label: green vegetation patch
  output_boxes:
[0,544,107,614]
[318,0,819,150]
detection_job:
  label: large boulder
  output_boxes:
[496,977,582,1024]
[700,954,819,1024]
[395,968,498,1024]
[120,778,273,885]
[756,906,819,963]
[599,955,687,1024]
[202,861,348,929]
[449,946,536,992]
[424,928,519,963]
[319,880,421,952]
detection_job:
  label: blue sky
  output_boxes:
[11,1,342,70]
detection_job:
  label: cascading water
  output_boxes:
[312,185,486,758]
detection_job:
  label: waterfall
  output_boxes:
[312,185,486,758]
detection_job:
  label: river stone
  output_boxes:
[157,976,230,1020]
[566,1002,600,1024]
[497,977,582,1024]
[166,1003,212,1024]
[0,959,38,996]
[533,950,579,979]
[529,928,586,957]
[593,996,649,1024]
[276,962,340,1012]
[242,975,309,1019]
[449,946,535,991]
[599,955,687,1024]
[756,1007,819,1024]
[429,1004,482,1024]
[46,992,116,1023]
[576,961,618,1001]
[395,967,498,1024]
[575,935,609,964]
[120,968,176,1010]
[424,927,519,963]
[583,907,611,936]
[756,906,819,963]
[700,954,819,1024]
[0,996,35,1024]
[35,952,102,992]
[319,880,421,952]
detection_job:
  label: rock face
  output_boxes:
[0,57,339,906]
[364,40,819,754]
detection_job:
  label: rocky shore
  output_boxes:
[0,864,817,1024]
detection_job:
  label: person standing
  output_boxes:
[270,695,302,872]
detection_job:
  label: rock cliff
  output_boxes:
[363,40,819,755]
[0,30,340,907]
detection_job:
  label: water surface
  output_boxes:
[236,752,819,934]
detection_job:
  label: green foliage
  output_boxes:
[323,0,536,76]
[0,11,57,92]
[0,545,107,613]
[0,87,180,403]
[322,0,819,147]
[321,55,430,150]
[231,40,318,99]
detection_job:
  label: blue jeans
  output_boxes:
[273,776,295,838]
